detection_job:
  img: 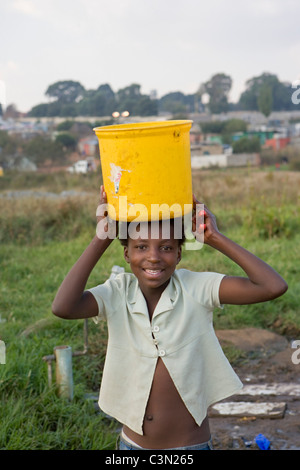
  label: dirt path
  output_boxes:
[210,328,300,450]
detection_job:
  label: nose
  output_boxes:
[147,246,160,263]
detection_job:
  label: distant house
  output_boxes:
[190,142,224,156]
[191,153,260,169]
[189,123,202,145]
[67,157,96,174]
[78,136,99,156]
[264,136,290,151]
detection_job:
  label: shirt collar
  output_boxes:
[128,274,177,317]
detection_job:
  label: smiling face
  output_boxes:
[123,222,182,298]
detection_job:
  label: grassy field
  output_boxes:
[0,167,299,449]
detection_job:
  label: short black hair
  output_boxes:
[118,218,186,247]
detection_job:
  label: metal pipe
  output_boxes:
[54,345,74,400]
[42,320,88,391]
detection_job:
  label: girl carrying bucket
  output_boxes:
[52,186,287,450]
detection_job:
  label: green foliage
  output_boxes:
[158,91,195,114]
[29,81,157,118]
[27,103,49,117]
[200,119,247,134]
[0,130,20,156]
[243,203,299,239]
[223,119,248,134]
[257,83,273,117]
[238,72,296,112]
[55,132,77,149]
[26,72,300,118]
[203,73,232,113]
[56,120,75,131]
[232,136,261,153]
[46,80,85,104]
[23,135,65,163]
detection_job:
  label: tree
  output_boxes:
[28,103,49,117]
[117,83,141,101]
[0,130,19,156]
[115,84,157,116]
[55,132,76,149]
[134,96,158,116]
[257,83,273,117]
[158,92,194,114]
[97,83,115,101]
[200,119,247,134]
[77,84,117,116]
[223,119,247,134]
[159,92,186,114]
[45,80,85,104]
[202,73,232,113]
[232,136,261,154]
[56,120,74,131]
[23,135,65,163]
[238,72,296,112]
[59,103,78,117]
[115,84,141,114]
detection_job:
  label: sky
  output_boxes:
[1,0,300,113]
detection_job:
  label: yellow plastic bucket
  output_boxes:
[94,120,193,221]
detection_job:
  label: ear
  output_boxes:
[123,246,130,263]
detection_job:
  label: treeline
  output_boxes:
[29,83,157,118]
[28,72,298,118]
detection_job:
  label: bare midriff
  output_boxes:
[123,357,210,449]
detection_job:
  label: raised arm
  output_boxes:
[52,186,115,319]
[192,196,288,305]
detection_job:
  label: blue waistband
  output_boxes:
[118,434,213,450]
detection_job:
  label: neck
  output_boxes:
[141,280,170,320]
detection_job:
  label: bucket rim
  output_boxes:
[93,119,193,134]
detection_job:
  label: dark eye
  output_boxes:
[161,245,173,251]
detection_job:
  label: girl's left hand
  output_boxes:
[192,195,220,245]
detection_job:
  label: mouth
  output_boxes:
[143,268,164,278]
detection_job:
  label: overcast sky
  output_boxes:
[1,0,300,113]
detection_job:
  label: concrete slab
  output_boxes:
[237,383,300,397]
[210,401,286,419]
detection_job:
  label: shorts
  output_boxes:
[117,432,214,450]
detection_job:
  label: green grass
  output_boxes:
[0,236,123,449]
[1,167,299,449]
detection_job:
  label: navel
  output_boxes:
[146,414,153,421]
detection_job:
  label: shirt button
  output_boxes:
[159,349,166,357]
[152,326,160,333]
